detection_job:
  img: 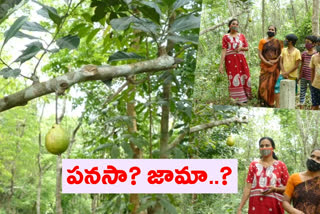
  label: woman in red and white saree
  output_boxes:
[219,18,252,104]
[237,137,289,214]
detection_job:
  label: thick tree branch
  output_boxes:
[168,117,248,151]
[0,55,177,112]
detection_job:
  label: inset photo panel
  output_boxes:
[194,0,320,110]
[190,104,320,213]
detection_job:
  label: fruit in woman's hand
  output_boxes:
[45,124,69,155]
[226,136,235,146]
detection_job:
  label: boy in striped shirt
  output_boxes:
[299,35,317,109]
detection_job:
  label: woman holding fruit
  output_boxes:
[237,137,289,214]
[219,18,252,104]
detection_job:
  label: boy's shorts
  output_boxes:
[275,75,284,94]
[275,75,297,94]
[311,86,320,106]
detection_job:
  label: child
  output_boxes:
[310,37,320,110]
[274,34,301,108]
[299,35,317,109]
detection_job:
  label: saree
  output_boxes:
[258,38,282,107]
[246,160,289,214]
[292,176,320,214]
[222,33,252,103]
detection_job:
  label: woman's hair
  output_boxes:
[259,137,279,160]
[268,25,277,33]
[227,18,239,33]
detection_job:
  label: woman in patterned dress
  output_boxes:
[237,137,289,214]
[219,18,252,104]
[283,149,320,214]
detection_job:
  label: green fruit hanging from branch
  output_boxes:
[226,136,235,147]
[45,124,70,155]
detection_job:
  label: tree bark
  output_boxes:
[36,103,45,214]
[126,76,142,214]
[262,0,265,38]
[160,73,172,158]
[311,112,320,150]
[290,0,297,27]
[56,154,63,214]
[305,0,309,13]
[0,55,177,113]
[313,0,319,36]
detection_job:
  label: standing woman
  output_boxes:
[219,19,252,104]
[258,25,283,107]
[283,149,320,214]
[237,137,289,214]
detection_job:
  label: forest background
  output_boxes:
[1,0,320,213]
[195,0,319,108]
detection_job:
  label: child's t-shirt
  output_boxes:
[281,47,301,79]
[301,51,316,81]
[310,53,320,89]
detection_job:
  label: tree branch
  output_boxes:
[0,55,177,112]
[167,117,248,151]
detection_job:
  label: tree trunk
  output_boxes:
[311,113,320,150]
[56,154,63,214]
[36,103,45,214]
[305,0,309,12]
[227,0,235,17]
[160,74,171,158]
[313,0,319,36]
[126,77,142,214]
[290,0,297,27]
[262,0,265,38]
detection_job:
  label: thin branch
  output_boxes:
[167,117,248,151]
[102,81,129,106]
[66,118,83,158]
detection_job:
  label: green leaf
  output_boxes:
[173,0,191,11]
[121,142,133,158]
[138,5,160,24]
[21,21,49,32]
[167,34,198,44]
[35,2,61,25]
[56,35,80,50]
[93,143,112,153]
[0,68,21,78]
[2,16,28,51]
[138,1,161,24]
[111,144,120,158]
[108,51,144,63]
[91,3,107,22]
[163,0,176,7]
[15,41,43,64]
[141,1,161,15]
[14,31,39,40]
[132,18,160,33]
[159,198,177,214]
[86,28,100,44]
[110,16,134,31]
[169,14,200,32]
